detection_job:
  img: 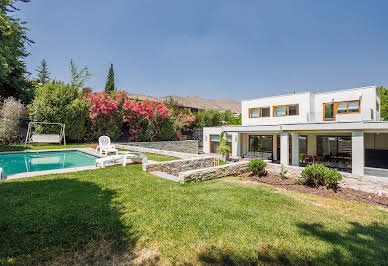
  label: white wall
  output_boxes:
[242,92,311,126]
[203,127,238,156]
[241,86,380,126]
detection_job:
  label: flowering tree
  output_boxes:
[86,91,194,142]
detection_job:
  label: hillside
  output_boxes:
[126,94,241,113]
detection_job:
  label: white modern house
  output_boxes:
[203,86,388,177]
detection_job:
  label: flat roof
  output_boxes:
[242,86,376,103]
[207,121,388,133]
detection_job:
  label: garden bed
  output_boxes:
[244,173,388,208]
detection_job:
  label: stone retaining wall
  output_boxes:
[179,161,250,183]
[143,157,215,176]
[266,163,304,178]
[123,140,198,154]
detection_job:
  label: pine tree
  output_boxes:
[35,59,50,85]
[104,64,115,93]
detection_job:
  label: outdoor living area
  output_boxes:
[239,133,353,173]
[204,122,388,177]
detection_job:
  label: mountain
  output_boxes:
[126,94,241,113]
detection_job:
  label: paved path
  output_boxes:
[116,144,218,160]
[341,174,388,196]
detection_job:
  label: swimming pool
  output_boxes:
[0,150,98,176]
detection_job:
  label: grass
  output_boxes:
[0,165,387,265]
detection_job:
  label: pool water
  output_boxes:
[0,150,98,176]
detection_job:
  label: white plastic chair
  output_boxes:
[96,136,118,155]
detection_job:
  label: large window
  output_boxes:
[337,101,360,114]
[249,135,273,153]
[249,107,270,118]
[317,136,351,157]
[273,104,299,117]
[323,100,360,120]
[210,134,232,153]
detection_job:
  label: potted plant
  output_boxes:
[218,131,231,161]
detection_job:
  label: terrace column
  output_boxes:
[352,131,364,176]
[236,133,241,157]
[280,132,289,166]
[291,133,299,166]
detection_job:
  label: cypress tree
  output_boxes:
[36,59,50,85]
[104,64,115,93]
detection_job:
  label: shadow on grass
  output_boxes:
[198,222,388,265]
[255,222,388,265]
[0,178,137,265]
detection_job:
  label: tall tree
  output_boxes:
[378,86,388,121]
[104,64,115,93]
[70,59,93,90]
[0,0,33,103]
[35,59,50,85]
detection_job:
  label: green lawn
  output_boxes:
[0,165,387,265]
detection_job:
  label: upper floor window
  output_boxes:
[273,104,299,117]
[376,101,380,112]
[337,100,360,114]
[323,100,360,120]
[249,108,259,118]
[249,107,270,118]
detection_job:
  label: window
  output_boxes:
[261,107,270,117]
[337,102,348,113]
[288,104,299,116]
[274,106,287,116]
[348,101,359,113]
[324,103,335,120]
[210,134,232,153]
[377,101,380,112]
[248,135,273,157]
[249,107,271,118]
[273,104,299,117]
[336,100,360,114]
[249,108,259,118]
[317,136,351,157]
[323,100,360,121]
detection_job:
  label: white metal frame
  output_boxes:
[24,122,66,147]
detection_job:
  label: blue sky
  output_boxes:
[18,0,388,101]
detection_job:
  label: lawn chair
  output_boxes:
[96,136,118,155]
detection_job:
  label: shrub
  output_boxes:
[301,163,342,189]
[0,97,24,144]
[247,159,267,176]
[87,91,195,142]
[29,81,89,142]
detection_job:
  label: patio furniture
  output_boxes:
[24,122,66,147]
[96,151,148,168]
[96,136,118,155]
[243,152,272,161]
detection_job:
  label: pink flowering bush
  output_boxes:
[86,91,194,141]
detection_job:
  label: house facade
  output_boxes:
[203,86,388,177]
